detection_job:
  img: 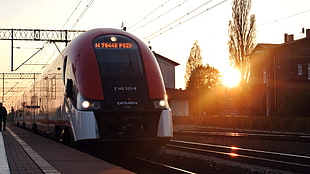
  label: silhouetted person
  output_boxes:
[10,107,14,114]
[0,103,8,131]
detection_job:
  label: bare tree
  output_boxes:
[185,40,203,88]
[228,0,256,84]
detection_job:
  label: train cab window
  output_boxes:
[93,35,143,76]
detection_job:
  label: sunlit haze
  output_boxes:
[220,66,241,88]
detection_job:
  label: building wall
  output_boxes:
[169,99,189,116]
[166,88,190,117]
[156,58,176,89]
[249,37,310,116]
[153,53,190,117]
[274,39,310,116]
[249,46,275,115]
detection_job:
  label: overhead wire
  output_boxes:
[258,9,310,27]
[72,0,95,28]
[61,0,83,29]
[61,0,95,29]
[18,0,95,97]
[144,0,229,41]
[18,0,85,73]
[142,0,308,42]
[144,0,215,40]
[129,0,172,30]
[31,0,95,72]
[131,0,190,32]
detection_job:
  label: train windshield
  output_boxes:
[93,35,143,75]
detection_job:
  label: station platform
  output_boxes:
[0,124,134,174]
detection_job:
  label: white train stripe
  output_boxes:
[7,128,61,174]
[0,131,10,174]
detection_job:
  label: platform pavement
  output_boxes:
[0,131,10,174]
[0,124,135,174]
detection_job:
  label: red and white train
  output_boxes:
[14,28,173,148]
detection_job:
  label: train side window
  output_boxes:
[65,79,73,98]
[49,75,57,100]
[308,63,310,80]
[298,64,302,76]
[63,56,68,84]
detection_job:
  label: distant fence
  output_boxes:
[173,115,310,134]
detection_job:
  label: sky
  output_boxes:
[1,0,310,91]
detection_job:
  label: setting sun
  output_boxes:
[220,66,241,88]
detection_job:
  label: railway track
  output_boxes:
[167,140,310,173]
[11,123,198,174]
[95,138,310,174]
[97,155,198,174]
[135,157,197,174]
[176,129,310,142]
[16,121,309,173]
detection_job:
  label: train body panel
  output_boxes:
[14,28,172,146]
[157,109,173,137]
[68,107,99,141]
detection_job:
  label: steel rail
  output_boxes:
[136,157,197,174]
[172,140,310,159]
[168,140,310,169]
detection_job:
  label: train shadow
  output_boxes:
[76,140,167,158]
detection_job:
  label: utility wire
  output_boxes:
[144,0,215,40]
[61,0,95,29]
[28,0,93,73]
[61,0,83,29]
[131,0,190,32]
[33,0,95,73]
[72,0,95,28]
[258,9,310,27]
[145,0,228,41]
[129,0,172,30]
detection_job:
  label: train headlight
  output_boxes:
[110,36,117,42]
[153,95,169,109]
[77,93,101,111]
[81,100,91,109]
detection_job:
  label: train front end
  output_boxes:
[64,29,172,147]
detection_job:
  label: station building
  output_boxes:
[153,52,190,117]
[249,29,310,116]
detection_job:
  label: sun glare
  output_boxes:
[221,66,241,88]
